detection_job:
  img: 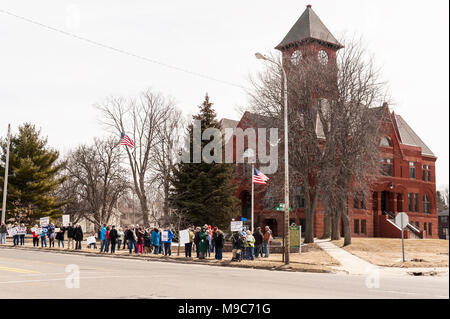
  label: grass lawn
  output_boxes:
[332,238,449,268]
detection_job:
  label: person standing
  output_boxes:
[125,225,137,254]
[245,230,255,260]
[263,226,271,258]
[122,226,128,249]
[137,226,145,254]
[117,227,124,251]
[215,229,224,261]
[12,223,19,246]
[151,228,160,255]
[198,227,208,259]
[40,226,48,247]
[99,224,107,253]
[0,223,7,245]
[66,223,74,250]
[143,227,152,254]
[185,226,194,258]
[32,225,40,247]
[74,224,83,250]
[19,223,26,246]
[211,227,218,258]
[162,226,173,256]
[254,227,264,258]
[109,225,118,254]
[47,223,55,248]
[56,226,65,248]
[194,227,201,258]
[231,231,242,261]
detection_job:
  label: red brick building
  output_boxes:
[224,5,438,239]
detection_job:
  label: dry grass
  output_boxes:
[332,238,449,268]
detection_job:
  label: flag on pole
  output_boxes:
[120,132,135,148]
[253,168,269,185]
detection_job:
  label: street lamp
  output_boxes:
[255,52,290,264]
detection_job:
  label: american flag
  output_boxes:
[120,132,135,148]
[253,168,269,185]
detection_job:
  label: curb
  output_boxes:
[0,245,333,274]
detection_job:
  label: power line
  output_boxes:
[0,8,247,90]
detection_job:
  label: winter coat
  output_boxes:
[199,231,208,252]
[74,227,83,241]
[162,230,174,244]
[231,233,245,250]
[66,226,74,238]
[124,229,136,241]
[254,230,263,245]
[137,229,145,244]
[0,225,7,233]
[245,234,255,247]
[100,226,106,240]
[55,229,65,241]
[263,230,271,243]
[151,230,160,246]
[144,231,151,247]
[109,229,118,242]
[194,231,200,244]
[215,232,224,249]
[40,227,48,238]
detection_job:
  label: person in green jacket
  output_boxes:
[198,227,208,259]
[245,230,255,260]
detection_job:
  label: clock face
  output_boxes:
[318,50,329,65]
[290,50,302,66]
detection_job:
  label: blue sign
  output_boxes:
[241,217,247,222]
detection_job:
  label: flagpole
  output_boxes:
[251,163,254,233]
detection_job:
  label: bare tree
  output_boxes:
[247,39,388,244]
[96,89,179,226]
[61,137,129,230]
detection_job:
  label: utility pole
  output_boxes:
[1,124,11,225]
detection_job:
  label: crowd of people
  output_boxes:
[0,221,273,262]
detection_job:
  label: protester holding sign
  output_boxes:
[12,224,19,246]
[162,227,174,256]
[19,224,27,246]
[55,226,65,248]
[32,225,40,247]
[40,226,48,247]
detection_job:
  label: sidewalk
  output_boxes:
[316,239,449,277]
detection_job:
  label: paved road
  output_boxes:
[0,248,448,299]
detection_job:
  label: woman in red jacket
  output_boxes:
[32,224,40,247]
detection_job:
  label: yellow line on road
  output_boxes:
[0,266,39,274]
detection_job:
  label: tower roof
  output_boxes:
[276,5,342,50]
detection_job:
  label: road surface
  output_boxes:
[0,248,448,299]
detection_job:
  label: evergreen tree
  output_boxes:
[0,123,65,223]
[170,94,237,228]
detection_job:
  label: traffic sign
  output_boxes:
[395,212,409,229]
[275,206,291,212]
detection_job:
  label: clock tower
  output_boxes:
[276,5,342,73]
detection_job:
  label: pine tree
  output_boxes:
[170,94,237,229]
[0,123,65,223]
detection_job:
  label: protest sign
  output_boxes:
[161,230,169,242]
[231,220,243,232]
[7,228,18,237]
[40,217,50,227]
[179,229,190,245]
[86,236,96,245]
[62,215,70,227]
[18,227,27,235]
[55,228,61,233]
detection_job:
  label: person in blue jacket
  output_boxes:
[162,226,174,256]
[151,228,160,255]
[99,224,107,252]
[40,226,48,247]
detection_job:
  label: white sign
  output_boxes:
[55,228,61,233]
[62,215,70,227]
[161,230,169,242]
[18,227,27,235]
[7,227,18,237]
[40,217,50,227]
[395,212,409,229]
[36,228,42,235]
[231,221,243,232]
[179,229,190,245]
[86,236,96,245]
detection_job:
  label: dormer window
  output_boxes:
[380,137,392,147]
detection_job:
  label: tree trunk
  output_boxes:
[321,208,331,239]
[330,208,341,240]
[342,202,351,246]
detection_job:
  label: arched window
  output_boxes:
[263,188,276,210]
[422,195,431,214]
[380,137,392,147]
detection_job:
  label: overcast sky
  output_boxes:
[1,0,448,189]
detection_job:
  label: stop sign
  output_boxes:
[395,212,409,229]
